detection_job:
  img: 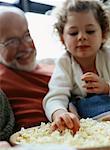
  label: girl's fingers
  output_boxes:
[51,113,80,133]
[81,73,98,82]
[61,113,74,129]
[52,117,66,132]
[69,114,80,133]
[82,81,97,89]
[61,113,80,133]
[51,122,58,132]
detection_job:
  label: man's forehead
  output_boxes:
[0,13,27,32]
[0,7,27,27]
[0,12,24,22]
[0,6,24,16]
[0,9,28,41]
[0,6,26,28]
[0,8,25,21]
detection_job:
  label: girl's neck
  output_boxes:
[81,65,97,74]
[75,56,98,74]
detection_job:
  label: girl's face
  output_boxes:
[62,10,103,61]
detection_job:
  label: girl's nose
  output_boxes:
[78,31,87,41]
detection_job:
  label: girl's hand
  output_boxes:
[51,109,80,133]
[81,72,109,94]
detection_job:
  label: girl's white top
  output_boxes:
[43,48,110,121]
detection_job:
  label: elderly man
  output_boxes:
[0,5,54,131]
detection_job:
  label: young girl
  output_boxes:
[43,0,110,133]
[0,90,15,140]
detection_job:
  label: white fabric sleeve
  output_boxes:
[43,53,74,121]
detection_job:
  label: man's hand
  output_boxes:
[81,72,109,94]
[0,141,11,148]
[51,109,80,133]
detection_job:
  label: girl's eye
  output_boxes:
[86,30,95,34]
[69,32,78,36]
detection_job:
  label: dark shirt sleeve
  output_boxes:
[0,90,15,141]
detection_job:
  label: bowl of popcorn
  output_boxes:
[10,118,110,150]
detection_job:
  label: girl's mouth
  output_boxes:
[77,45,90,49]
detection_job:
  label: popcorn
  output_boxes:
[15,118,110,148]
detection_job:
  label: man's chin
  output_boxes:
[12,61,37,71]
[3,60,37,72]
[22,63,37,71]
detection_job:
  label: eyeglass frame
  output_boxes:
[0,30,33,49]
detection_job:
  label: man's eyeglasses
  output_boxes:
[0,32,33,49]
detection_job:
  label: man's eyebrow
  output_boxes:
[4,37,17,42]
[5,30,30,41]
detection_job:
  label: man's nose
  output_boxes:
[78,31,87,41]
[18,43,27,53]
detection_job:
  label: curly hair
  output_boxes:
[52,0,110,42]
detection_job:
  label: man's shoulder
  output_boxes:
[0,63,6,69]
[0,63,54,76]
[34,64,54,76]
[0,64,10,75]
